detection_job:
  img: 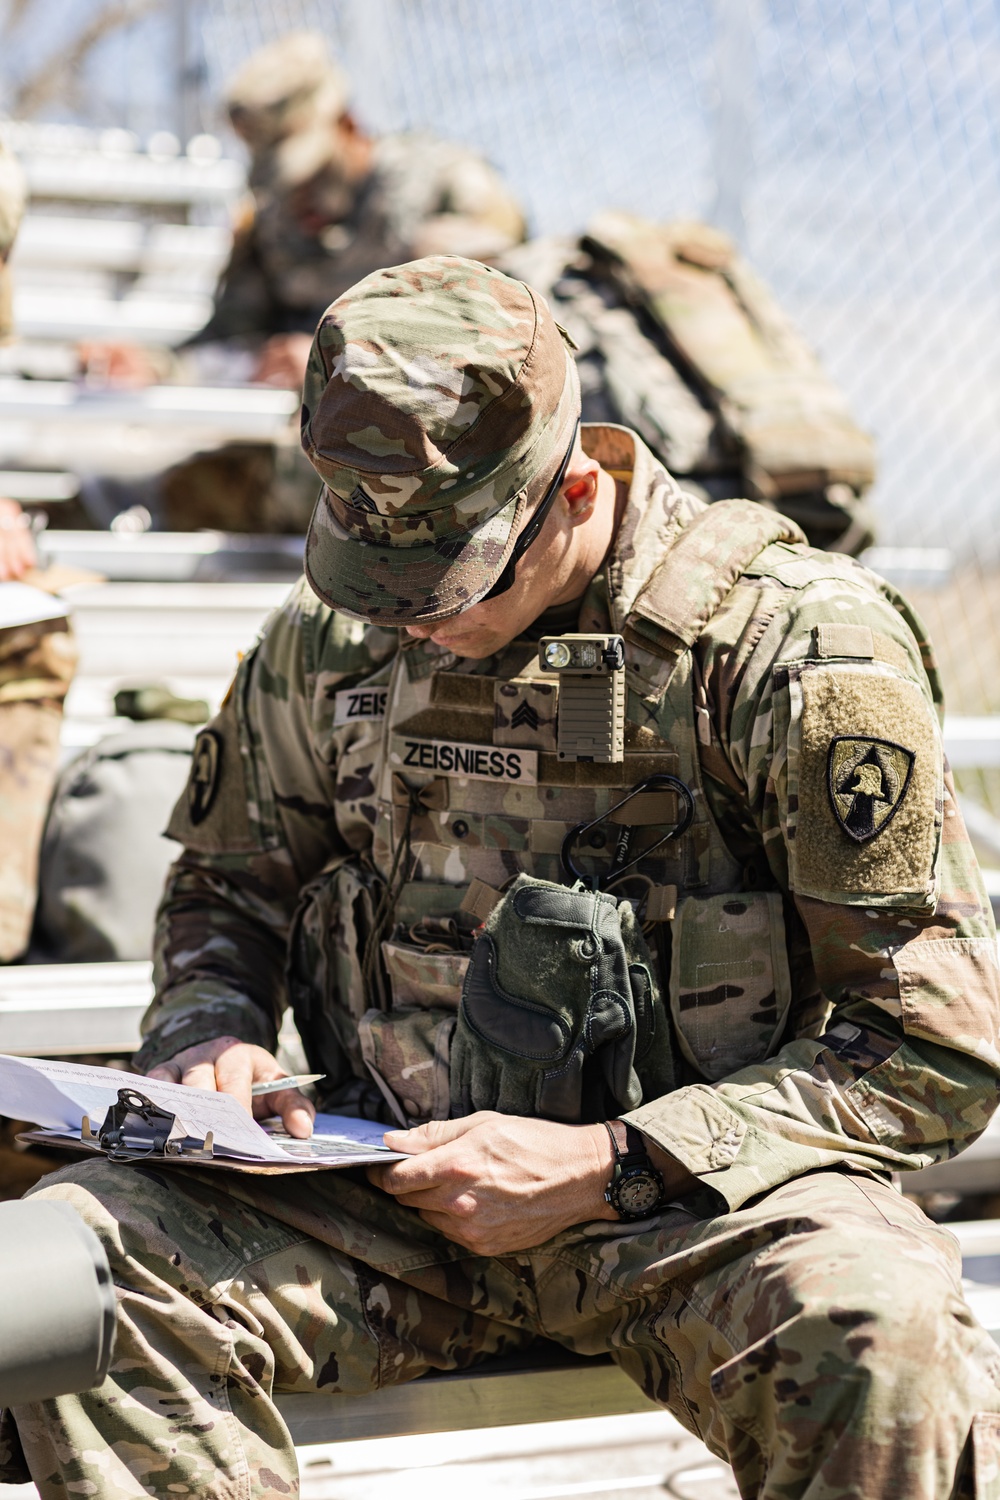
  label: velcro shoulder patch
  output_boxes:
[787,662,942,909]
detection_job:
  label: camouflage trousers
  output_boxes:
[6,1160,1000,1500]
[0,613,76,961]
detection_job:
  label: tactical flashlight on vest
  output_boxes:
[538,634,626,764]
[0,1199,116,1405]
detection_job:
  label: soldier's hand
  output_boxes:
[252,333,313,389]
[146,1035,315,1139]
[0,497,36,581]
[366,1112,619,1254]
[76,340,161,388]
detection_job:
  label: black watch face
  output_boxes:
[615,1168,663,1218]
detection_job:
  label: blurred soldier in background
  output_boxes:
[195,31,527,385]
[0,142,77,965]
[155,29,527,530]
[88,32,875,551]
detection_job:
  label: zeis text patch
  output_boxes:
[389,736,538,785]
[334,686,388,726]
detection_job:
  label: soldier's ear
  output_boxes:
[562,461,601,522]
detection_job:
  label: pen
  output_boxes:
[250,1073,326,1097]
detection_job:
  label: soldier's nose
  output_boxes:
[404,623,436,639]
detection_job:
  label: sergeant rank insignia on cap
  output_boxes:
[827,736,915,843]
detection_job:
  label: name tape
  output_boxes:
[390,736,538,785]
[334,686,388,726]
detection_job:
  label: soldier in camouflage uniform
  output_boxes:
[159,30,526,532]
[8,257,1000,1498]
[0,143,77,962]
[191,31,526,379]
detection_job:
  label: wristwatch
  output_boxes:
[603,1119,667,1221]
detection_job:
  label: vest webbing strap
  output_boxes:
[623,500,805,663]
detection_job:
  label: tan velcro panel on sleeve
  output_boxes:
[792,664,940,904]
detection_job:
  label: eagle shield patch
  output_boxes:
[827,736,915,843]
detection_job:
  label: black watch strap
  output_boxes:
[605,1118,649,1166]
[604,1118,667,1222]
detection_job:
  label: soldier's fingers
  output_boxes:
[253,1089,315,1139]
[385,1185,476,1216]
[211,1046,257,1113]
[370,1147,461,1197]
[383,1114,488,1153]
[180,1060,224,1093]
[146,1061,182,1083]
[414,1207,478,1249]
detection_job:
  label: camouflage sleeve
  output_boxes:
[134,579,393,1071]
[624,576,1000,1210]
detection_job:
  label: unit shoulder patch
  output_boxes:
[188,729,222,825]
[788,661,942,907]
[827,736,915,843]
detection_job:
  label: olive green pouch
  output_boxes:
[451,873,676,1123]
[381,937,470,1010]
[669,890,791,1081]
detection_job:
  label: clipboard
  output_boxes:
[4,1055,406,1173]
[19,1089,319,1171]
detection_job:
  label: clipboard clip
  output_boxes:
[86,1088,215,1163]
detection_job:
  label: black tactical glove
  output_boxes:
[451,874,677,1123]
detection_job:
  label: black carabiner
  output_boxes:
[560,773,695,891]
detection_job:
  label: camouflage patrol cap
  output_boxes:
[301,255,581,623]
[0,142,26,339]
[225,32,349,153]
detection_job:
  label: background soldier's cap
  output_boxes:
[224,32,350,153]
[0,142,27,341]
[300,255,580,624]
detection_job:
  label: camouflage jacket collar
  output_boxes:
[580,422,706,631]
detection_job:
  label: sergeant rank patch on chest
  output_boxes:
[827,735,915,843]
[389,736,538,785]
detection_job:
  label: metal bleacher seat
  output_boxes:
[0,380,298,478]
[0,122,239,353]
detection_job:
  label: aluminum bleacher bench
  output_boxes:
[274,1349,657,1446]
[0,380,298,477]
[0,122,242,212]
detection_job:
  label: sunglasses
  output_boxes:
[480,421,581,602]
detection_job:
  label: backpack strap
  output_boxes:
[623,499,805,679]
